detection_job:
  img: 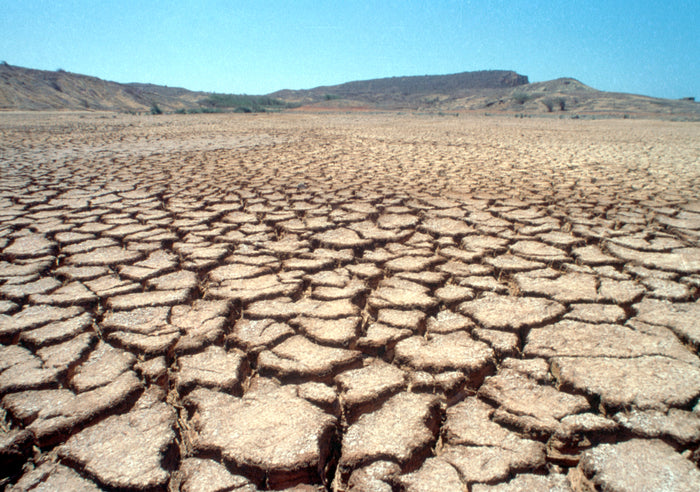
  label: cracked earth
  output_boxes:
[1,112,700,491]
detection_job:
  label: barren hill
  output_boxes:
[0,64,210,112]
[0,63,697,119]
[271,70,528,104]
[443,77,700,118]
[272,73,699,119]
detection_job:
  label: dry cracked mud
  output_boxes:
[1,111,699,491]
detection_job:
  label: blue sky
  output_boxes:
[2,1,698,98]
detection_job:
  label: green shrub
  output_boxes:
[198,93,292,112]
[150,103,163,115]
[543,97,566,112]
[512,92,533,104]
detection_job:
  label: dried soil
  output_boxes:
[1,112,699,490]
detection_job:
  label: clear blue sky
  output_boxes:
[2,1,698,99]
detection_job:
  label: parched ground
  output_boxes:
[1,111,700,491]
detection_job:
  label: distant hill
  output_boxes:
[271,72,699,119]
[435,77,700,118]
[0,64,207,111]
[271,70,528,104]
[0,63,697,119]
[0,64,290,113]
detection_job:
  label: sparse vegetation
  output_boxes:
[318,70,528,96]
[150,103,163,115]
[512,92,534,104]
[198,94,296,112]
[175,107,224,114]
[323,94,341,101]
[543,97,567,112]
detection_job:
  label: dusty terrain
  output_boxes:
[1,111,700,491]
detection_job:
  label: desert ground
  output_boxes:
[1,111,699,491]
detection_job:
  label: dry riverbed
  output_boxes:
[1,111,699,491]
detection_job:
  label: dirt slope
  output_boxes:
[280,75,700,119]
[0,64,207,112]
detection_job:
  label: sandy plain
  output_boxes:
[1,111,700,491]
